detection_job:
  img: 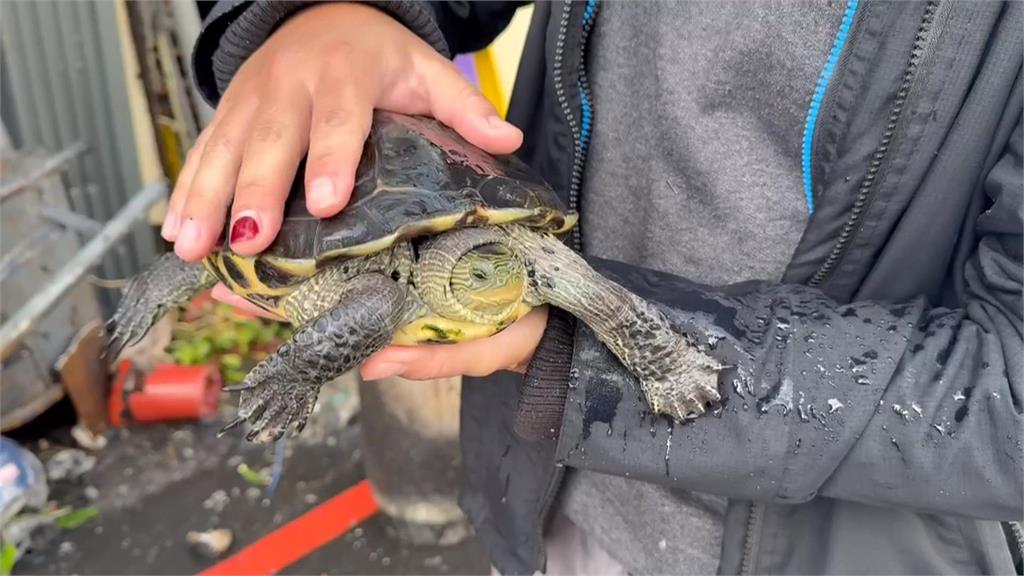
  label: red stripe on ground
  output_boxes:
[198,480,379,576]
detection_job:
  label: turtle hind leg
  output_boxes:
[104,253,215,361]
[224,272,405,444]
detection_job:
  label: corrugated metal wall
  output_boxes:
[1,0,158,287]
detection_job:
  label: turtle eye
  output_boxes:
[472,268,488,281]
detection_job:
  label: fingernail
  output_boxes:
[230,213,260,245]
[486,115,509,129]
[177,218,202,249]
[363,362,405,381]
[161,210,180,239]
[309,178,337,211]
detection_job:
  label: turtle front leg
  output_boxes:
[504,225,723,422]
[105,253,216,360]
[222,271,405,443]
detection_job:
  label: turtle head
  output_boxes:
[414,228,531,329]
[450,243,525,319]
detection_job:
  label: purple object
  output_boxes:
[453,53,479,87]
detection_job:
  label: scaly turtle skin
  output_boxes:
[106,111,721,443]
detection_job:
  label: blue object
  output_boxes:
[266,436,287,495]
[577,0,598,154]
[801,0,860,215]
[0,436,48,525]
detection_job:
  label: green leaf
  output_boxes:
[172,342,197,365]
[236,463,270,487]
[257,325,277,344]
[220,353,243,370]
[54,507,100,530]
[0,541,18,576]
[193,338,214,362]
[212,331,237,351]
[224,368,247,385]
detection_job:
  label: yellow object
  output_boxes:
[474,5,534,118]
[390,303,532,345]
[474,49,507,119]
[114,0,163,187]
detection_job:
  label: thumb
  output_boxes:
[423,59,523,155]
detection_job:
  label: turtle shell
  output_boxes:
[261,111,576,264]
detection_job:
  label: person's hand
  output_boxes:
[162,2,522,261]
[210,283,547,381]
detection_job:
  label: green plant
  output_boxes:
[1,541,17,576]
[167,296,292,385]
[54,507,99,530]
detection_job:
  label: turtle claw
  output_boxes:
[641,366,722,423]
[245,407,283,443]
[219,272,402,444]
[223,356,322,445]
[102,312,153,363]
[222,382,256,392]
[102,254,214,365]
[292,396,318,438]
[217,415,248,437]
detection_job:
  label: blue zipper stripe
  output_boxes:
[801,0,859,215]
[579,79,592,150]
[583,0,597,24]
[578,0,598,151]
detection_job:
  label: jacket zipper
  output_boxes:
[535,2,597,568]
[740,2,942,571]
[741,3,942,571]
[739,502,764,575]
[552,0,597,253]
[808,0,940,287]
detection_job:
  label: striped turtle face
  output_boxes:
[449,243,526,324]
[202,251,315,316]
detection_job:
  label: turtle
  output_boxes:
[105,111,722,443]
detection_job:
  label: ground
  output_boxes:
[9,376,490,575]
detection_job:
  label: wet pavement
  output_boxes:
[11,386,490,575]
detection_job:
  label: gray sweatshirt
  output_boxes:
[562,2,844,573]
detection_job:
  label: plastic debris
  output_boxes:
[202,489,230,513]
[0,437,48,525]
[70,424,108,451]
[0,437,50,575]
[186,528,233,559]
[45,449,96,482]
[267,438,286,494]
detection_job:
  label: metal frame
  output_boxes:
[0,181,166,359]
[1,0,158,284]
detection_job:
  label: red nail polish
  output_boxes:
[230,215,259,244]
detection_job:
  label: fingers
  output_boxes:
[360,307,548,381]
[211,283,285,321]
[174,98,260,262]
[303,65,376,218]
[423,57,523,155]
[228,86,312,255]
[162,129,209,241]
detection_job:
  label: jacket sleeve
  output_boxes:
[191,0,523,107]
[536,119,1023,522]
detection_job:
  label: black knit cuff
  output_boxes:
[513,307,576,442]
[207,1,451,101]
